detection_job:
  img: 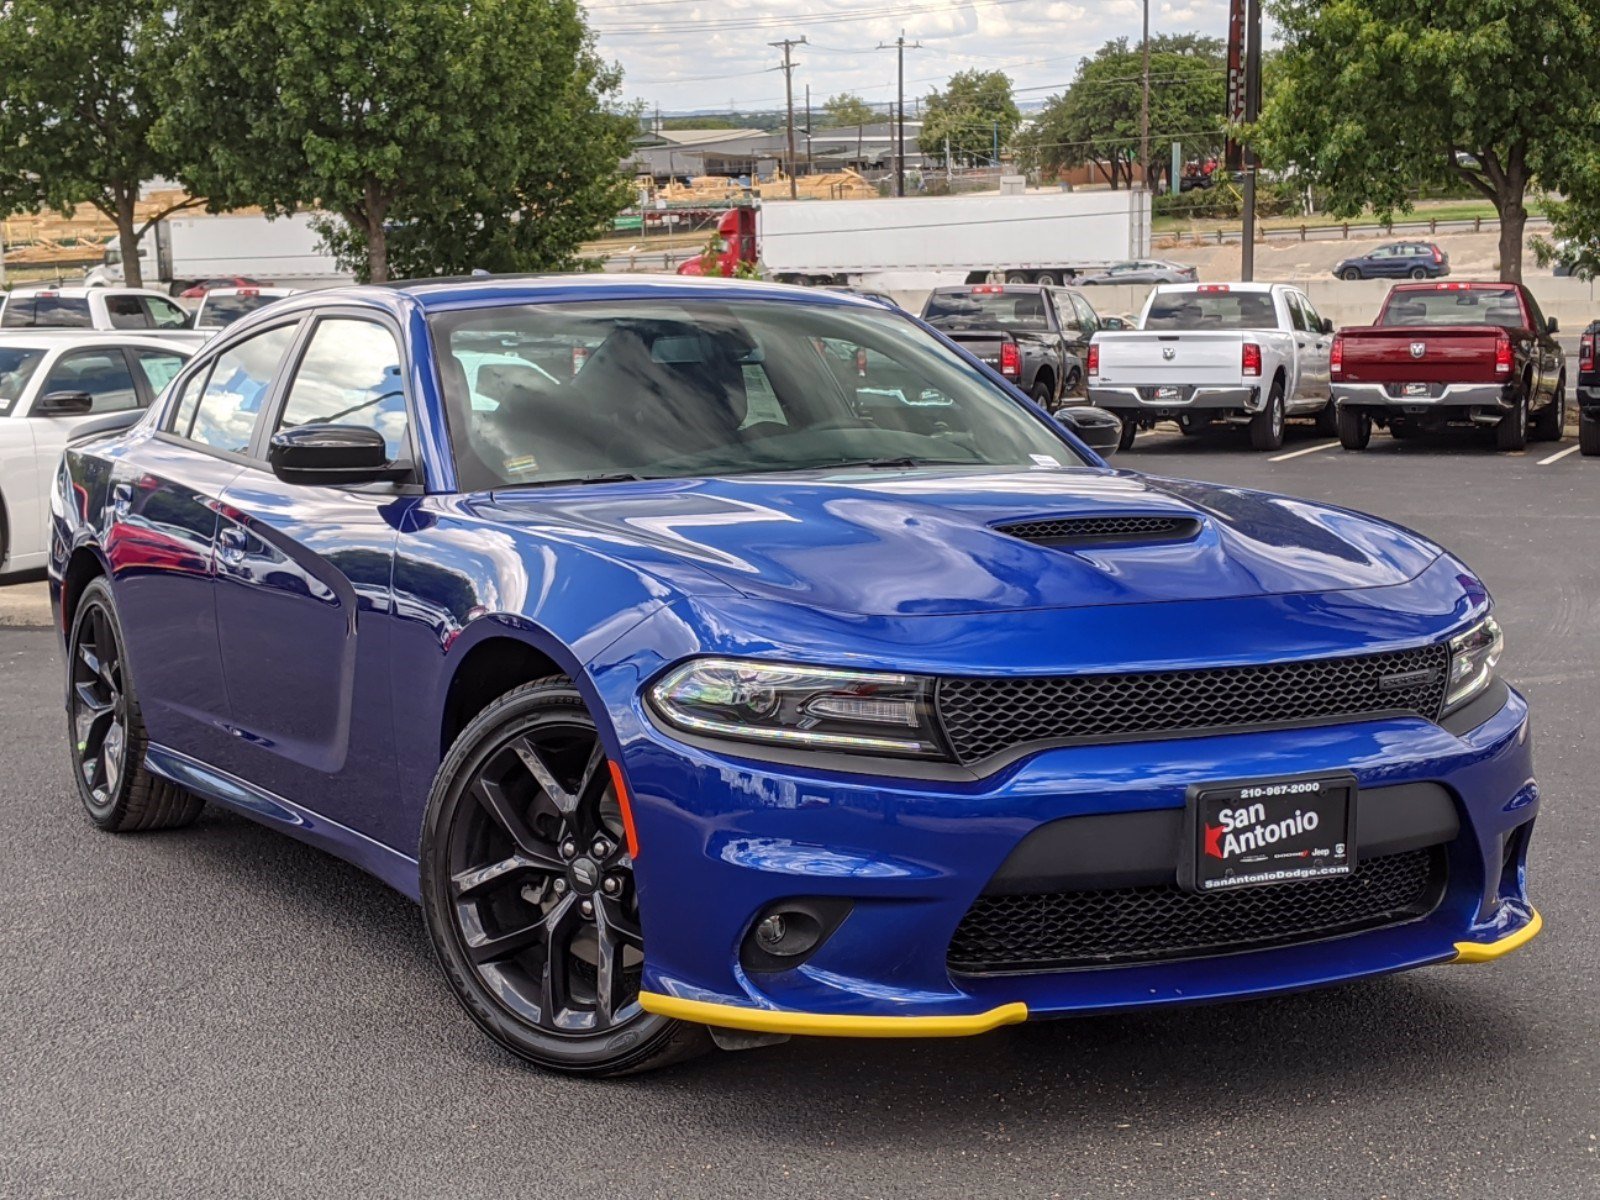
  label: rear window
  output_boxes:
[1143,291,1278,330]
[2,294,92,329]
[199,293,280,327]
[1379,287,1523,328]
[922,290,1051,331]
[0,347,46,415]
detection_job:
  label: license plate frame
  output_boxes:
[1179,772,1358,894]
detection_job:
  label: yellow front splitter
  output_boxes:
[1452,907,1543,964]
[638,991,1028,1038]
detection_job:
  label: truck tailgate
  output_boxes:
[1095,331,1247,384]
[1337,326,1503,383]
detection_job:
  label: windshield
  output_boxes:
[0,347,46,415]
[2,294,92,329]
[922,290,1051,332]
[430,298,1086,490]
[199,293,280,327]
[1378,287,1524,328]
[1143,291,1278,330]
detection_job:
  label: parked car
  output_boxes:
[1088,282,1336,451]
[1075,260,1199,286]
[0,285,209,347]
[0,333,189,576]
[1578,320,1599,455]
[50,277,1538,1077]
[178,275,269,300]
[922,282,1100,407]
[1332,242,1450,281]
[192,286,299,331]
[1330,281,1565,451]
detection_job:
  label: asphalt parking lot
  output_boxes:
[2,433,1597,1199]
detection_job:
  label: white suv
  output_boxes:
[0,333,191,576]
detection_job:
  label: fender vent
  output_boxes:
[994,514,1201,547]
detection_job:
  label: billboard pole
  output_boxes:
[1239,0,1262,281]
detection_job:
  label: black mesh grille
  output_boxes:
[937,643,1450,764]
[994,515,1199,545]
[948,848,1443,974]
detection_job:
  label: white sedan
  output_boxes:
[0,332,191,576]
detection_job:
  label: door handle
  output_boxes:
[111,483,132,517]
[218,527,248,564]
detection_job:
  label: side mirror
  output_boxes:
[1055,404,1124,457]
[1321,318,1335,335]
[268,425,410,486]
[34,390,95,417]
[1546,316,1559,334]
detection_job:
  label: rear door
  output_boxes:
[1286,290,1332,403]
[210,311,409,836]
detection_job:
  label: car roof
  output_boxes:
[1151,281,1281,294]
[3,284,175,299]
[0,330,193,352]
[366,272,897,312]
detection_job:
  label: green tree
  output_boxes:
[823,93,876,129]
[1020,36,1224,193]
[0,0,201,288]
[1257,0,1600,283]
[918,70,1020,166]
[160,0,629,283]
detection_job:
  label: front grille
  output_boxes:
[994,515,1200,546]
[936,643,1450,765]
[948,847,1443,974]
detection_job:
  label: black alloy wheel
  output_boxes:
[421,678,709,1076]
[67,577,204,831]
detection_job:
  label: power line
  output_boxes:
[591,0,1039,35]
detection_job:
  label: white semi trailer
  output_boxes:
[88,212,353,293]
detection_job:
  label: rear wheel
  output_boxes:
[1496,389,1529,452]
[1177,412,1207,436]
[1313,400,1338,436]
[1531,379,1565,442]
[1248,378,1286,451]
[1034,271,1061,287]
[1580,414,1600,456]
[1337,405,1372,450]
[1341,267,1362,281]
[421,678,711,1077]
[67,577,204,831]
[1004,271,1031,284]
[1409,266,1428,279]
[1030,378,1055,407]
[1389,419,1421,440]
[1117,418,1138,452]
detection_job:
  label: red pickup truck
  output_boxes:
[1330,281,1566,452]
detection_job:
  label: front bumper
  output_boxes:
[616,679,1540,1037]
[1089,384,1261,413]
[1334,381,1515,411]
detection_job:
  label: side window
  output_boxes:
[1299,294,1326,333]
[1050,291,1079,332]
[1369,246,1393,260]
[186,323,299,453]
[41,349,141,414]
[105,294,150,330]
[277,318,408,460]
[168,366,209,434]
[144,297,191,330]
[130,349,188,397]
[1069,292,1100,335]
[1522,289,1545,332]
[1285,292,1309,332]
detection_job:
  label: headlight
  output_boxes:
[648,659,946,758]
[1444,616,1503,713]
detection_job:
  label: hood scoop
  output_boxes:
[993,514,1202,548]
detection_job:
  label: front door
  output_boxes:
[211,313,411,843]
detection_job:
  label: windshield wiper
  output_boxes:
[812,456,979,470]
[499,471,648,490]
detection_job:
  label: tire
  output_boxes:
[1177,412,1207,436]
[66,577,204,832]
[1389,419,1421,440]
[1531,379,1565,442]
[1337,405,1372,450]
[420,677,712,1077]
[1004,271,1031,284]
[1063,367,1082,398]
[1409,267,1428,280]
[1034,272,1061,287]
[1496,389,1529,452]
[1030,377,1055,407]
[1313,400,1338,436]
[1581,415,1600,456]
[1249,377,1286,451]
[1341,267,1362,281]
[1117,417,1138,452]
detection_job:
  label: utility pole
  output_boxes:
[769,36,806,199]
[1240,0,1262,280]
[804,84,813,174]
[1140,0,1151,193]
[876,30,922,197]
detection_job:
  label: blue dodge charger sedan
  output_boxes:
[50,275,1539,1076]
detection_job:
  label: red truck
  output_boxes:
[1330,281,1566,452]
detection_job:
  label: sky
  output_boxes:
[584,0,1242,117]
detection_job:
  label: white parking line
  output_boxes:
[1538,444,1582,466]
[1269,440,1340,463]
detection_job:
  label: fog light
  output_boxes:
[739,899,854,973]
[756,913,788,948]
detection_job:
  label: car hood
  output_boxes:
[478,468,1442,617]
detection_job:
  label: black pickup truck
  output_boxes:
[1582,320,1599,455]
[921,283,1099,409]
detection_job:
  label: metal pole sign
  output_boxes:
[1224,0,1246,172]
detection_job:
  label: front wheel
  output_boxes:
[1341,267,1362,281]
[420,678,710,1077]
[1248,379,1285,451]
[67,577,204,831]
[1337,405,1372,450]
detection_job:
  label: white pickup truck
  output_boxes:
[0,285,211,349]
[1086,282,1336,451]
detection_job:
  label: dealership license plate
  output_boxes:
[1156,386,1182,399]
[1403,382,1431,397]
[1180,774,1358,893]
